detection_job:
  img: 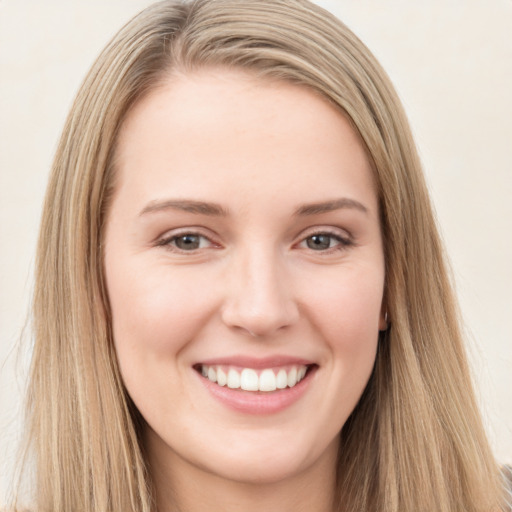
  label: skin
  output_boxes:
[104,68,386,512]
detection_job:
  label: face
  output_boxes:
[104,69,386,486]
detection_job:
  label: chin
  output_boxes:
[194,432,338,486]
[202,452,309,485]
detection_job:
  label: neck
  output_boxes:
[146,431,338,512]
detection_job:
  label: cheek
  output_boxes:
[106,259,218,363]
[105,260,218,422]
[305,265,383,368]
[311,267,383,332]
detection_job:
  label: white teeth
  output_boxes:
[217,367,227,386]
[227,368,241,389]
[200,364,310,392]
[240,369,259,391]
[259,369,277,392]
[287,367,297,387]
[276,369,288,389]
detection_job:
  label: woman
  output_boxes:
[17,0,509,510]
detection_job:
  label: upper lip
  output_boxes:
[195,355,315,369]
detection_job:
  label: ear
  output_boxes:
[378,305,389,331]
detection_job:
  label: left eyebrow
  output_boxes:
[293,198,369,216]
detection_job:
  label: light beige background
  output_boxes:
[1,0,511,504]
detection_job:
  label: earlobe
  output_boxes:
[379,310,389,332]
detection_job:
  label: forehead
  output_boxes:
[113,68,377,215]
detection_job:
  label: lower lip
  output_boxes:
[196,367,317,415]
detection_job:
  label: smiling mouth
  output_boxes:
[194,364,315,392]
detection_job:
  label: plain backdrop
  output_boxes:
[1,0,511,505]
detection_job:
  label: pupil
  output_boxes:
[307,235,330,250]
[176,235,200,250]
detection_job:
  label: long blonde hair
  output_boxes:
[22,0,507,510]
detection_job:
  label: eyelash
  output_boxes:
[155,229,354,254]
[297,230,354,254]
[156,230,216,252]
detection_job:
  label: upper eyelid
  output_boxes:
[297,225,352,240]
[156,226,215,241]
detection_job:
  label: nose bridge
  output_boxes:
[222,242,298,336]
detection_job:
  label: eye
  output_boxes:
[157,232,214,252]
[173,234,204,250]
[299,231,353,252]
[306,234,335,250]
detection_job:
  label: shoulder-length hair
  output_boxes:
[23,0,506,510]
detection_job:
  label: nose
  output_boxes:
[221,247,299,338]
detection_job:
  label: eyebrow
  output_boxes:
[294,198,368,216]
[139,197,368,218]
[139,199,229,217]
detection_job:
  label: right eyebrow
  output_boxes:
[139,199,229,217]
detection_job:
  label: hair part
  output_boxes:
[22,1,507,511]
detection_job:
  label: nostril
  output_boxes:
[220,271,299,337]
